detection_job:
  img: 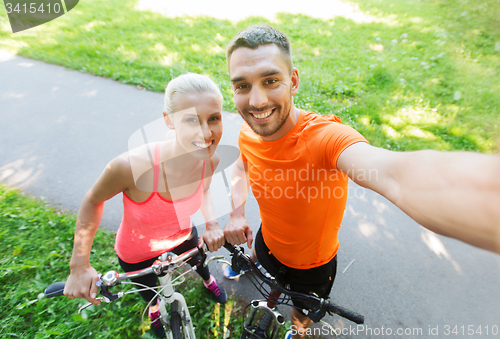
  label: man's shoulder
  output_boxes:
[299,110,367,149]
[301,110,342,125]
[299,110,347,137]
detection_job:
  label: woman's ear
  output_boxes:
[163,112,175,130]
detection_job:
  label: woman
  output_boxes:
[64,73,226,338]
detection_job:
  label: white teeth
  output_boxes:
[193,141,212,149]
[251,110,273,119]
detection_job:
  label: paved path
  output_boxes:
[1,52,499,338]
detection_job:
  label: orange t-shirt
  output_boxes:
[239,110,368,269]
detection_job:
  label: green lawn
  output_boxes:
[0,185,245,338]
[1,0,499,152]
[0,1,499,337]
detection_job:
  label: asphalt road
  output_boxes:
[1,52,499,338]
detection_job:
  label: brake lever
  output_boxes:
[217,259,231,266]
[306,307,327,323]
[203,255,225,267]
[78,298,105,314]
[77,291,125,314]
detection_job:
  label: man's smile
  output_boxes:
[249,108,275,121]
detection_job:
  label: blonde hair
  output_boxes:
[164,73,223,115]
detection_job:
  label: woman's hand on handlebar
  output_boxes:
[224,215,253,249]
[64,265,101,305]
[199,221,225,252]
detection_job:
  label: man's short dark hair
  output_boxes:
[227,25,293,72]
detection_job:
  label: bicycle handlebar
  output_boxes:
[326,303,365,324]
[44,246,205,299]
[44,281,66,298]
[223,243,364,324]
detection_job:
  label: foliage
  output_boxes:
[1,0,498,152]
[0,184,244,338]
[0,0,499,152]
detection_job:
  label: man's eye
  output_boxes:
[236,84,249,90]
[266,79,278,85]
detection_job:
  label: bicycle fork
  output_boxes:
[158,266,195,338]
[244,289,285,339]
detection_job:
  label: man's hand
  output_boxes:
[224,215,253,249]
[64,266,101,305]
[199,222,225,252]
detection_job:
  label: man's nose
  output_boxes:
[249,86,268,108]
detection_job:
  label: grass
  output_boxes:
[0,1,499,337]
[0,184,245,338]
[0,0,499,153]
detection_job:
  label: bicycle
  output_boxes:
[44,246,223,339]
[220,243,364,339]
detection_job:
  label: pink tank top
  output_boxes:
[115,143,205,263]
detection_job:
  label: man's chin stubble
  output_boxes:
[245,111,290,138]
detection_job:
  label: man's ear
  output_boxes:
[290,67,299,96]
[163,112,175,130]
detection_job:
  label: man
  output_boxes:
[222,25,500,338]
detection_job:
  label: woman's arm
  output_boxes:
[64,156,131,304]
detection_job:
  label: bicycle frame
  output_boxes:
[45,246,223,339]
[157,252,196,339]
[221,243,364,339]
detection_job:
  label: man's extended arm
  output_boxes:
[337,143,500,254]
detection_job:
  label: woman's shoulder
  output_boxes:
[117,142,161,181]
[88,150,137,196]
[106,143,159,178]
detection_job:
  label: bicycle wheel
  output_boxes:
[170,300,182,339]
[240,330,264,339]
[240,311,274,339]
[240,329,269,339]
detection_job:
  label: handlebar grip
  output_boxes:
[44,282,66,298]
[223,242,237,254]
[328,303,364,324]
